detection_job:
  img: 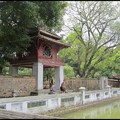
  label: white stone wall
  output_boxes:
[1,88,120,113]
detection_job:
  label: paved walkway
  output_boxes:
[0,90,76,104]
[0,108,62,119]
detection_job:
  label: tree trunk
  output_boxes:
[0,66,3,74]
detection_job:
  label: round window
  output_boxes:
[43,46,51,57]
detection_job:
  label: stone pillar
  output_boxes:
[9,65,18,76]
[79,87,85,104]
[55,66,64,90]
[99,76,108,89]
[47,99,52,109]
[22,102,27,112]
[58,98,61,107]
[33,62,43,90]
[6,103,12,111]
[104,77,108,87]
[106,85,111,97]
[74,95,77,105]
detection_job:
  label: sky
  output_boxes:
[56,1,72,39]
[56,14,70,39]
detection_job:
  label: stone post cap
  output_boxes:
[106,85,110,88]
[79,87,85,90]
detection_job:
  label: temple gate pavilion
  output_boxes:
[9,27,70,92]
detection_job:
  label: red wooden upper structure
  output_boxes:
[10,27,70,68]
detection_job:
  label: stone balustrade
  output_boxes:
[0,87,120,115]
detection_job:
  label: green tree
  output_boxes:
[96,44,120,77]
[64,64,75,79]
[61,1,120,78]
[44,68,54,81]
[0,1,67,73]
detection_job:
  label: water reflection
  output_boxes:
[62,100,120,119]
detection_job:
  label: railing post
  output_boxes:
[106,85,111,97]
[79,87,85,104]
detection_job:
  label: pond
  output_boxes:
[62,99,120,119]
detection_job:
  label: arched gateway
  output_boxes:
[9,28,70,92]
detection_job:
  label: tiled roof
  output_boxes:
[29,27,70,48]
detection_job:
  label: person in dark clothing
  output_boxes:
[49,79,53,89]
[60,80,67,93]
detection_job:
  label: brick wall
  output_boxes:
[0,76,36,97]
[108,79,119,87]
[65,78,119,92]
[0,76,118,98]
[65,78,100,92]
